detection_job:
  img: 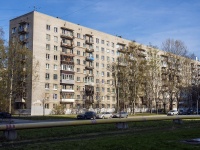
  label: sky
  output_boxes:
[0,0,200,58]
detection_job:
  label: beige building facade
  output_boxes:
[9,11,200,115]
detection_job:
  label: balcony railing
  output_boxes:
[117,48,127,53]
[61,42,74,49]
[60,99,75,103]
[85,48,94,53]
[85,66,94,70]
[60,52,75,57]
[61,89,74,92]
[60,33,74,40]
[85,56,94,61]
[85,40,94,44]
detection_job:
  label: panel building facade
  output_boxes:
[9,11,200,115]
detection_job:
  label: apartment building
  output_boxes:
[9,11,200,115]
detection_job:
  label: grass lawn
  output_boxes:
[1,119,200,149]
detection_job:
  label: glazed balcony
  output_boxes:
[60,79,75,84]
[60,52,75,57]
[61,89,74,92]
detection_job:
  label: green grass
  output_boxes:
[1,120,200,149]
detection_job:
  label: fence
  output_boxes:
[1,115,200,140]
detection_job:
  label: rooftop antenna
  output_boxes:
[30,6,40,11]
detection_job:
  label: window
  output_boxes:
[107,72,110,77]
[54,45,58,51]
[45,83,49,89]
[46,44,50,50]
[83,69,86,74]
[101,56,104,60]
[53,94,57,100]
[107,56,110,62]
[45,103,49,109]
[77,33,81,38]
[101,47,104,53]
[54,27,58,32]
[106,41,109,46]
[54,64,57,70]
[54,55,58,60]
[11,27,16,34]
[46,25,50,30]
[77,59,80,65]
[77,51,80,55]
[101,63,104,68]
[101,40,104,44]
[77,95,81,99]
[96,79,99,83]
[102,87,105,92]
[77,77,80,82]
[83,52,85,56]
[54,36,58,42]
[107,80,110,84]
[45,73,50,80]
[96,38,99,44]
[101,71,104,76]
[107,96,110,100]
[46,34,50,41]
[77,42,80,46]
[112,42,114,48]
[107,49,110,53]
[96,46,99,51]
[46,54,50,60]
[77,68,80,72]
[46,63,50,69]
[53,84,58,90]
[96,54,99,60]
[96,62,99,68]
[53,74,58,80]
[111,50,114,54]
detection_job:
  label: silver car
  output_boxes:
[113,112,128,118]
[96,112,113,119]
[167,110,179,116]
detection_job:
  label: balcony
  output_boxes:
[138,51,147,57]
[60,79,75,84]
[60,60,74,65]
[60,33,74,40]
[85,56,94,61]
[85,65,94,70]
[85,39,94,45]
[60,52,75,57]
[85,48,94,53]
[117,48,127,53]
[61,42,74,49]
[18,27,28,34]
[60,99,75,103]
[85,82,95,86]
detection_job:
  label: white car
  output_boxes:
[96,112,113,119]
[167,110,179,116]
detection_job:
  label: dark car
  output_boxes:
[0,112,12,119]
[187,109,194,115]
[77,111,96,119]
[178,110,187,115]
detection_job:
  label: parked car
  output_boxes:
[0,112,12,119]
[77,111,96,120]
[186,109,194,115]
[167,110,179,116]
[113,112,128,118]
[96,112,113,119]
[178,110,187,115]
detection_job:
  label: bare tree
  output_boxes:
[161,38,188,57]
